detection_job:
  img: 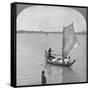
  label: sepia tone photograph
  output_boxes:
[15,3,88,87]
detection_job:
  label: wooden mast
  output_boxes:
[62,26,65,62]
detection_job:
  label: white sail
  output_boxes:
[62,23,78,57]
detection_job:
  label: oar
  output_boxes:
[40,59,46,66]
[40,53,47,66]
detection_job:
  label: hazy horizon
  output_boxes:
[17,6,86,33]
[17,29,87,33]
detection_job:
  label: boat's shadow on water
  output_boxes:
[43,61,79,83]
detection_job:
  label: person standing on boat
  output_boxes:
[41,71,47,85]
[48,48,55,59]
[48,48,52,57]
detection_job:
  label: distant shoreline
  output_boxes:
[17,30,87,35]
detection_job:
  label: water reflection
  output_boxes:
[44,62,52,76]
[42,61,79,84]
[43,61,63,84]
[63,66,79,83]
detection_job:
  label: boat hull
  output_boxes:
[46,59,76,67]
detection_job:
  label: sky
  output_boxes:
[17,5,86,32]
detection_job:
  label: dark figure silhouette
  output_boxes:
[48,48,52,57]
[48,48,55,59]
[68,56,71,59]
[41,71,46,85]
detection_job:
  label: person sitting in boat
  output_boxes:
[48,48,55,59]
[64,57,69,64]
[57,58,63,63]
[68,56,71,63]
[52,58,57,62]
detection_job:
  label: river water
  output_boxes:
[16,33,87,86]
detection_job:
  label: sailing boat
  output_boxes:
[45,23,78,66]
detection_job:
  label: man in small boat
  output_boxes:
[57,58,63,63]
[68,56,71,63]
[48,48,55,60]
[41,71,47,85]
[64,57,69,64]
